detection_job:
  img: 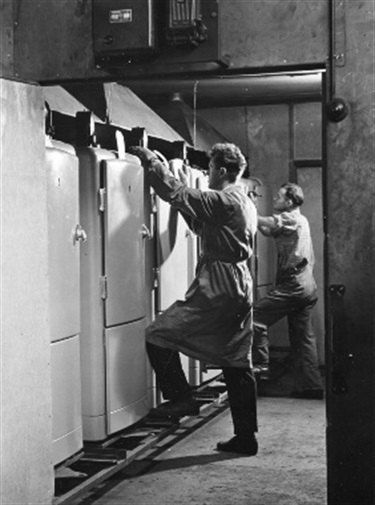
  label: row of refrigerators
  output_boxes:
[46,124,223,467]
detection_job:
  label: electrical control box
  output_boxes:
[93,0,227,74]
[93,0,155,58]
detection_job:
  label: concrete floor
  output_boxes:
[72,395,326,505]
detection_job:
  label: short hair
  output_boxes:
[209,143,247,182]
[281,183,304,207]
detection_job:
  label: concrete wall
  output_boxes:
[1,79,54,504]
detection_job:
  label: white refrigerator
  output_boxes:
[77,147,151,441]
[46,139,84,465]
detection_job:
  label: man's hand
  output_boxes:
[128,146,157,166]
[172,163,190,186]
[258,225,273,237]
[179,164,190,185]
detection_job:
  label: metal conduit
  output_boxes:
[122,72,323,109]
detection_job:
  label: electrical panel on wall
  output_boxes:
[93,0,155,58]
[165,0,207,47]
[93,0,228,74]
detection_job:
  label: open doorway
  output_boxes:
[127,69,327,497]
[126,70,325,388]
[124,69,327,501]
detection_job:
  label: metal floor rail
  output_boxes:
[53,379,228,505]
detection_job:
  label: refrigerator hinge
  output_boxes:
[100,276,108,299]
[98,188,106,212]
[152,268,160,288]
[151,191,158,213]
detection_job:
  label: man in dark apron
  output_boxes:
[131,143,258,456]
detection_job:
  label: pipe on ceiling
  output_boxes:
[122,72,323,109]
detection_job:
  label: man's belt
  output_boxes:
[282,258,308,276]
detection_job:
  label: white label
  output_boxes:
[109,9,132,23]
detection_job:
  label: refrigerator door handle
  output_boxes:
[140,223,152,240]
[73,224,88,243]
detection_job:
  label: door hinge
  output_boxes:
[333,0,346,67]
[99,188,106,212]
[329,283,354,395]
[153,267,160,288]
[100,275,108,299]
[151,191,158,213]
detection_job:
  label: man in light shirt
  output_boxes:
[252,183,324,399]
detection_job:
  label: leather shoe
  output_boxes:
[290,389,324,400]
[149,397,200,419]
[217,435,258,456]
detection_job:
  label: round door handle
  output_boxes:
[74,224,87,243]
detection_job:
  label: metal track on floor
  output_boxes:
[53,379,228,505]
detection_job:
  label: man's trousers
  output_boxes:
[252,286,322,391]
[146,342,258,435]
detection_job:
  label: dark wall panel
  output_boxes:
[4,0,328,83]
[326,1,375,503]
[0,1,14,77]
[220,0,328,68]
[13,0,105,82]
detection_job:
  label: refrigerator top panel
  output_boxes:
[103,156,146,326]
[46,142,80,341]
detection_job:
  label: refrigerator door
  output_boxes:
[105,318,149,434]
[255,183,289,348]
[46,140,83,465]
[189,169,221,384]
[51,335,83,465]
[157,198,190,380]
[186,168,209,385]
[156,198,189,311]
[46,142,81,342]
[103,155,146,326]
[255,183,277,289]
[76,147,117,440]
[156,196,191,386]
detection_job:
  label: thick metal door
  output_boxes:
[103,155,146,326]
